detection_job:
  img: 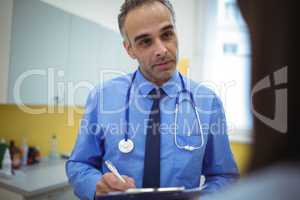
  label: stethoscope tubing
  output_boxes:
[124,70,204,151]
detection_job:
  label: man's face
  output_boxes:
[123,2,178,86]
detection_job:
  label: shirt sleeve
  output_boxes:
[201,95,240,195]
[65,87,105,200]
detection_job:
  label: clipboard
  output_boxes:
[95,187,201,200]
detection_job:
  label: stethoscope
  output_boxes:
[118,70,204,154]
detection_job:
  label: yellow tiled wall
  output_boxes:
[230,142,251,174]
[0,104,81,156]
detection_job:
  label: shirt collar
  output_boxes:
[134,68,183,98]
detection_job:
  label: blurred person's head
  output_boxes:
[237,0,298,171]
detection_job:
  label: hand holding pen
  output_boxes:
[95,160,136,196]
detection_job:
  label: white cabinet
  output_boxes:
[66,16,102,106]
[66,15,133,105]
[0,0,13,104]
[7,0,133,106]
[8,0,70,105]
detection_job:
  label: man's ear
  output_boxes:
[123,40,136,59]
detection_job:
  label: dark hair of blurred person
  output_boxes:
[238,0,298,171]
[203,1,299,199]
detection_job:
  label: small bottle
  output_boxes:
[0,139,8,169]
[49,134,59,160]
[35,146,41,163]
[1,148,12,176]
[9,140,22,169]
[21,138,28,166]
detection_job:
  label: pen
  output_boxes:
[104,160,126,183]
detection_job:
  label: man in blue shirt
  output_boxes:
[66,0,239,199]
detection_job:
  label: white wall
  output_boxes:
[172,0,197,60]
[0,0,13,103]
[190,0,218,82]
[40,0,199,76]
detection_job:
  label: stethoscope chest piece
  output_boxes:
[118,139,134,153]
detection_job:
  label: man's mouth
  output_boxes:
[154,60,173,69]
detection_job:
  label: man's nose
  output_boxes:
[154,40,167,58]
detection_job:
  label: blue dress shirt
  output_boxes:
[66,69,239,200]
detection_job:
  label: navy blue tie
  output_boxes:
[142,88,165,188]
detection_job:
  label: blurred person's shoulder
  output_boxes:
[202,162,300,200]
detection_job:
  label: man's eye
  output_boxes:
[161,31,174,40]
[139,38,152,47]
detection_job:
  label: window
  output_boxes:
[203,0,252,142]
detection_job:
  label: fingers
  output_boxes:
[123,176,136,188]
[96,173,136,196]
[96,173,121,196]
[102,173,127,191]
[95,179,112,196]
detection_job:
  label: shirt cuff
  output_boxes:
[74,173,102,200]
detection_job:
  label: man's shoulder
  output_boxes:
[92,73,133,94]
[183,76,225,114]
[183,76,217,97]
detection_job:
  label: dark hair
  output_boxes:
[118,0,176,37]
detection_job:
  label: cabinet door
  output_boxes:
[66,16,134,106]
[65,16,103,106]
[8,0,71,105]
[96,26,136,82]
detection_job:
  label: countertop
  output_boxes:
[0,159,70,197]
